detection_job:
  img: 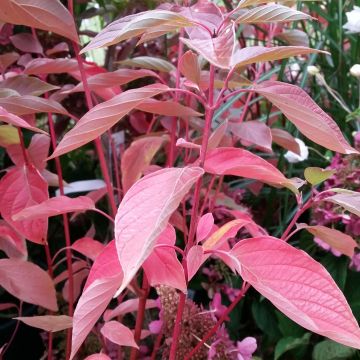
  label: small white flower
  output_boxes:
[343,6,360,33]
[307,65,320,76]
[284,138,309,163]
[350,64,360,78]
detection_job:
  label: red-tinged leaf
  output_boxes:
[0,106,47,134]
[176,138,201,150]
[0,75,58,96]
[49,84,168,159]
[0,125,19,147]
[0,0,78,42]
[298,224,357,258]
[203,219,250,250]
[54,260,87,285]
[0,166,48,243]
[0,95,67,116]
[63,268,89,304]
[46,42,69,56]
[0,303,17,311]
[0,220,27,259]
[71,241,123,360]
[69,69,159,94]
[10,33,43,54]
[0,259,57,311]
[181,25,237,69]
[233,4,311,24]
[15,315,72,332]
[72,237,105,261]
[277,29,309,47]
[84,354,111,360]
[12,195,96,221]
[115,166,203,296]
[255,81,358,154]
[121,135,165,193]
[0,52,19,72]
[204,147,299,193]
[231,46,325,69]
[179,50,201,88]
[187,245,205,281]
[271,128,300,154]
[325,193,360,217]
[136,99,202,118]
[231,236,360,349]
[237,0,316,9]
[208,120,228,151]
[81,10,193,53]
[196,213,215,243]
[119,56,176,72]
[104,298,157,322]
[101,321,138,348]
[230,120,272,152]
[143,225,186,293]
[24,58,80,75]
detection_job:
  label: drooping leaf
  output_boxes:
[81,10,193,53]
[118,56,176,72]
[12,196,96,221]
[271,128,300,154]
[0,259,57,311]
[324,193,360,217]
[0,220,27,259]
[298,224,357,258]
[255,81,358,154]
[121,135,165,193]
[71,237,105,261]
[304,167,336,186]
[143,225,186,293]
[231,236,360,348]
[49,84,168,159]
[100,321,138,348]
[71,241,123,360]
[0,166,48,243]
[0,0,78,42]
[204,147,299,193]
[277,29,309,47]
[114,167,203,296]
[15,315,72,332]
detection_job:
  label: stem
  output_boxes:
[184,283,250,360]
[169,291,186,360]
[150,329,163,360]
[199,175,217,217]
[44,243,54,360]
[130,275,150,360]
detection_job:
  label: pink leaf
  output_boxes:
[15,315,72,332]
[24,58,80,75]
[255,81,358,154]
[46,42,70,56]
[196,213,215,243]
[231,236,360,349]
[12,195,95,221]
[49,84,168,159]
[179,50,201,88]
[208,120,228,151]
[62,268,89,304]
[0,106,47,134]
[271,128,300,155]
[71,237,105,261]
[115,166,203,296]
[84,355,111,360]
[10,33,43,54]
[0,0,78,42]
[230,121,272,152]
[100,321,138,348]
[204,147,299,193]
[176,138,201,150]
[0,221,27,259]
[298,224,357,258]
[187,245,205,281]
[0,52,19,72]
[143,225,186,292]
[325,192,360,217]
[71,241,123,360]
[121,135,165,193]
[0,166,48,243]
[0,259,57,311]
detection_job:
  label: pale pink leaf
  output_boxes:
[72,237,105,261]
[204,147,299,193]
[84,354,111,360]
[0,221,27,259]
[49,84,168,159]
[0,259,57,311]
[179,50,201,88]
[12,195,95,221]
[187,245,205,281]
[0,166,48,243]
[118,56,176,72]
[231,236,360,349]
[325,193,360,217]
[271,128,300,154]
[46,42,70,56]
[277,29,309,47]
[63,268,89,304]
[298,224,357,258]
[143,225,186,293]
[24,58,80,75]
[115,166,203,296]
[121,135,165,193]
[196,213,215,243]
[0,0,78,42]
[207,120,228,151]
[15,315,72,332]
[255,81,358,154]
[176,138,201,150]
[10,33,43,54]
[101,321,138,348]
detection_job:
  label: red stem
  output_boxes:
[150,329,163,360]
[184,283,251,360]
[169,291,186,360]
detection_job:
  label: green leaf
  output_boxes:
[304,167,336,186]
[321,253,349,290]
[276,311,306,338]
[275,333,311,360]
[312,340,356,360]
